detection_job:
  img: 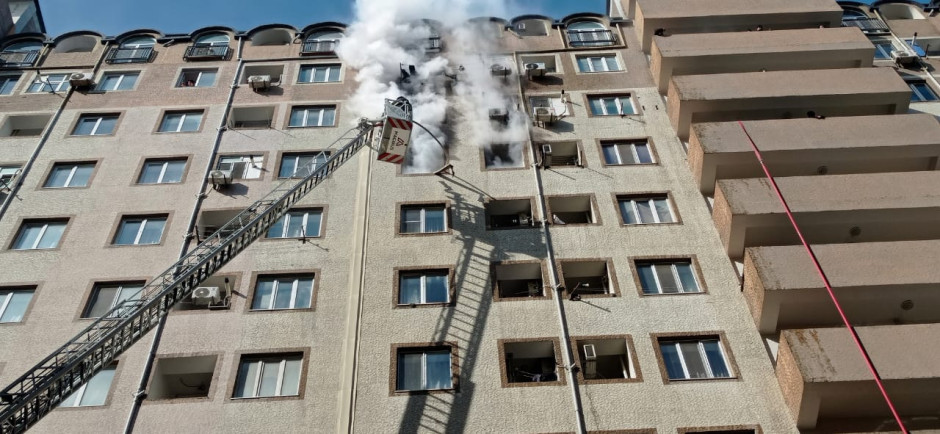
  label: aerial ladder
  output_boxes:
[0,98,416,433]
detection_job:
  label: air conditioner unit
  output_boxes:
[491,64,510,77]
[207,169,232,187]
[248,75,272,90]
[533,106,553,122]
[69,72,94,88]
[541,144,553,169]
[891,49,918,64]
[525,63,546,77]
[191,286,221,304]
[583,344,598,379]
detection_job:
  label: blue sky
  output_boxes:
[40,0,608,37]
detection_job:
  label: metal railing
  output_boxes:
[105,47,154,64]
[301,40,337,54]
[0,120,376,433]
[567,30,616,47]
[0,51,39,67]
[842,17,890,34]
[184,45,230,60]
[427,36,442,51]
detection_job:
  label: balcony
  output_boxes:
[184,44,230,61]
[712,171,940,259]
[634,0,843,52]
[566,29,617,47]
[650,27,874,93]
[105,47,154,64]
[777,324,940,430]
[666,68,911,140]
[841,17,890,34]
[301,40,337,55]
[743,241,940,334]
[688,114,940,195]
[0,50,39,67]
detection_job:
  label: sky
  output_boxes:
[39,0,608,37]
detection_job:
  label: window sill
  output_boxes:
[392,387,456,396]
[395,302,452,309]
[228,394,302,403]
[640,291,705,296]
[665,375,736,384]
[286,125,337,129]
[247,307,314,313]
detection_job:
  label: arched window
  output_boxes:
[54,35,97,53]
[567,21,613,47]
[121,36,155,48]
[195,33,230,46]
[841,8,868,19]
[0,40,42,66]
[303,30,343,54]
[878,3,925,20]
[107,35,156,64]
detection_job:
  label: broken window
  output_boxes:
[483,143,524,169]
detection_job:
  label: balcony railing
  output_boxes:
[567,30,616,47]
[842,17,890,34]
[301,40,337,54]
[426,36,442,51]
[0,50,39,67]
[184,44,230,60]
[105,47,154,64]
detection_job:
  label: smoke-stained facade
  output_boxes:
[0,0,939,432]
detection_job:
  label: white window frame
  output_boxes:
[234,355,302,398]
[299,64,341,83]
[96,72,139,91]
[13,221,65,250]
[588,95,634,115]
[289,106,336,127]
[0,289,33,323]
[398,271,449,305]
[159,110,202,133]
[638,261,701,294]
[27,73,70,93]
[177,69,217,88]
[267,210,322,238]
[58,364,117,407]
[114,217,165,245]
[401,205,447,234]
[660,339,731,380]
[252,277,313,310]
[278,153,328,178]
[396,348,453,391]
[602,141,654,165]
[139,159,185,184]
[45,163,94,188]
[84,283,143,318]
[576,55,620,73]
[618,196,674,224]
[0,74,20,95]
[73,115,117,136]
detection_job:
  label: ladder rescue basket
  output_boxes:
[377,97,414,164]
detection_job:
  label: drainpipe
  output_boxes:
[0,41,106,221]
[123,35,246,434]
[515,53,588,434]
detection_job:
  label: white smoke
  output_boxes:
[336,0,530,173]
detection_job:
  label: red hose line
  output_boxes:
[736,120,908,433]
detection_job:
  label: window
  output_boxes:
[658,337,731,380]
[547,195,597,225]
[12,220,66,250]
[0,41,41,67]
[559,260,615,298]
[96,72,139,91]
[251,275,314,310]
[303,30,343,54]
[196,33,229,46]
[82,282,144,318]
[158,110,203,133]
[0,74,20,95]
[567,21,614,47]
[298,64,341,83]
[113,216,167,245]
[873,40,893,60]
[398,270,449,305]
[177,69,217,88]
[242,64,283,84]
[588,95,635,116]
[44,162,94,188]
[400,204,446,234]
[27,73,70,93]
[58,364,116,407]
[0,288,34,323]
[233,353,303,398]
[483,143,524,169]
[501,340,560,384]
[138,159,186,184]
[0,165,19,190]
[574,337,638,381]
[540,141,581,168]
[602,141,654,165]
[107,36,155,64]
[618,195,675,224]
[520,55,557,73]
[229,106,274,129]
[636,260,701,294]
[288,106,336,128]
[909,81,939,102]
[493,262,544,299]
[1,113,51,137]
[904,38,929,57]
[395,347,453,391]
[148,355,217,400]
[278,152,328,178]
[217,155,263,179]
[576,55,620,72]
[72,114,118,136]
[266,209,322,238]
[485,199,534,230]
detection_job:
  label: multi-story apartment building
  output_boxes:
[0,0,938,432]
[0,0,43,36]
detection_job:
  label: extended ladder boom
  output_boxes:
[0,118,378,433]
